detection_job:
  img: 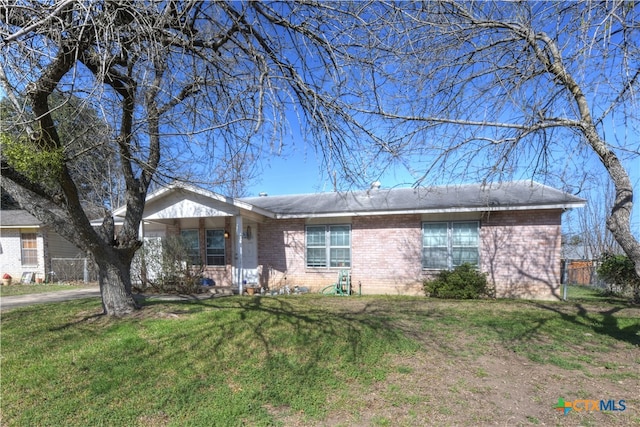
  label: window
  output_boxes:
[422,223,448,269]
[206,229,225,266]
[451,222,480,267]
[422,221,479,269]
[21,233,38,265]
[306,225,351,268]
[180,230,200,265]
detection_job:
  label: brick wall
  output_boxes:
[480,209,563,300]
[257,215,424,294]
[255,209,564,299]
[256,218,308,289]
[352,215,423,295]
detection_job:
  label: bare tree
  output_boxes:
[0,1,369,315]
[2,1,639,315]
[572,178,623,259]
[328,1,640,282]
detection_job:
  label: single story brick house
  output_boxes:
[0,210,86,283]
[116,180,585,300]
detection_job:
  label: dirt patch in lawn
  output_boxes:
[330,345,639,427]
[276,297,640,426]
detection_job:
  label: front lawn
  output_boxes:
[1,294,638,426]
[0,283,97,297]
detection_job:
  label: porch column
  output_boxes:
[138,221,146,287]
[235,215,243,294]
[138,221,145,240]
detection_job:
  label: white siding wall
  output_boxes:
[0,228,45,281]
[47,232,84,258]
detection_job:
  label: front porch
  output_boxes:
[120,185,270,295]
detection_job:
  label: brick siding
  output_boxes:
[255,209,563,299]
[351,215,423,295]
[256,218,307,289]
[480,209,562,300]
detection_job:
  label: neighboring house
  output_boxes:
[0,210,86,282]
[113,180,585,300]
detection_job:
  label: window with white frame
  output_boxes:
[306,225,351,268]
[21,232,38,266]
[205,229,225,266]
[180,229,201,265]
[422,221,479,269]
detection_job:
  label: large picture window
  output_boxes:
[422,221,479,269]
[205,229,225,266]
[306,225,351,268]
[21,233,38,266]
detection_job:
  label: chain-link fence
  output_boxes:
[561,260,605,287]
[50,258,98,283]
[562,260,639,297]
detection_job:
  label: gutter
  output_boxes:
[269,202,587,219]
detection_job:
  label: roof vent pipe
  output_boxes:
[258,192,268,197]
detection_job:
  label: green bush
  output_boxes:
[597,253,640,303]
[423,263,491,299]
[132,236,204,294]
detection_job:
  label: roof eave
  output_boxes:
[271,201,586,219]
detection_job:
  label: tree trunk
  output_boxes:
[96,253,139,316]
[580,127,640,285]
[607,184,640,282]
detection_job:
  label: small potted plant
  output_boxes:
[2,273,12,286]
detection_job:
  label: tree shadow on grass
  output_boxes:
[531,301,640,347]
[135,295,412,361]
[122,295,419,419]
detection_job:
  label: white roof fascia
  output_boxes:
[271,201,586,219]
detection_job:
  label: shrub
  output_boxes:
[132,236,204,294]
[424,263,491,299]
[597,253,640,303]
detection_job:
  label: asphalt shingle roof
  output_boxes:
[0,210,42,226]
[241,181,585,218]
[1,208,105,227]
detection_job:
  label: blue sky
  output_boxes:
[247,149,415,196]
[247,144,640,237]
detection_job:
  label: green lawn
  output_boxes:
[0,283,97,297]
[0,282,611,299]
[1,292,638,426]
[565,283,631,303]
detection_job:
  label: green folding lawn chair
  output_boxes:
[320,269,351,296]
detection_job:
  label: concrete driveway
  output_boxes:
[0,287,101,311]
